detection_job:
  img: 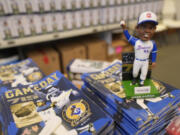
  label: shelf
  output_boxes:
[0,23,121,49]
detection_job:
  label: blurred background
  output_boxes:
[0,0,180,88]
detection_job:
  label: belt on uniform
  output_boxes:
[135,58,148,61]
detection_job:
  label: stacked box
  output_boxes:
[26,15,41,36]
[81,60,180,134]
[0,0,9,15]
[39,14,52,34]
[0,17,14,40]
[67,58,110,85]
[6,0,20,14]
[82,9,91,27]
[90,9,100,26]
[56,42,87,73]
[74,11,82,28]
[49,13,62,32]
[81,37,107,61]
[24,0,39,13]
[26,47,61,76]
[12,16,27,38]
[0,71,114,135]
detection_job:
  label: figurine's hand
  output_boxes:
[152,62,156,68]
[51,102,57,107]
[120,20,126,30]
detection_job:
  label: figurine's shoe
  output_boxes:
[132,79,137,85]
[139,80,144,86]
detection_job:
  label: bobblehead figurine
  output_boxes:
[120,11,158,86]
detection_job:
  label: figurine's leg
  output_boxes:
[132,60,141,85]
[136,99,154,118]
[145,93,174,103]
[76,123,96,134]
[39,116,62,135]
[139,61,149,86]
[160,93,174,98]
[54,125,78,135]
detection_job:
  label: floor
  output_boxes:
[152,34,180,89]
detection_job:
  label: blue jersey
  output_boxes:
[123,30,157,62]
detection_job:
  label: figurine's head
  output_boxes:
[46,85,62,100]
[136,11,158,41]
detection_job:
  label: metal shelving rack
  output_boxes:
[0,23,120,49]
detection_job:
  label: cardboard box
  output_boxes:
[49,13,60,32]
[83,0,90,8]
[0,0,10,14]
[6,0,20,14]
[91,0,99,7]
[109,7,115,24]
[116,0,123,4]
[49,0,57,11]
[100,8,108,25]
[0,17,13,39]
[82,10,90,27]
[27,47,61,75]
[107,53,122,62]
[100,0,107,6]
[65,0,72,10]
[115,6,121,22]
[73,0,81,9]
[90,9,99,26]
[33,15,42,34]
[128,4,134,20]
[56,42,86,73]
[25,0,38,12]
[124,5,129,20]
[23,0,33,13]
[122,45,134,52]
[39,14,52,34]
[62,12,73,30]
[13,15,30,37]
[26,15,39,36]
[112,38,128,48]
[67,58,111,88]
[74,11,82,28]
[37,0,51,13]
[109,0,115,5]
[134,3,140,18]
[81,38,107,61]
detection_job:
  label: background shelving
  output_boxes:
[0,0,164,49]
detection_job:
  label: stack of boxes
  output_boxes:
[26,47,61,75]
[0,0,164,40]
[56,41,87,73]
[26,37,108,75]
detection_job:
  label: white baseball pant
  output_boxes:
[133,59,149,81]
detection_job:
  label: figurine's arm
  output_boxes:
[37,102,51,112]
[151,41,157,68]
[120,21,138,46]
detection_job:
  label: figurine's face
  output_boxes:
[46,86,61,99]
[136,22,156,41]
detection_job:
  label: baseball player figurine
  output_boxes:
[120,11,158,86]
